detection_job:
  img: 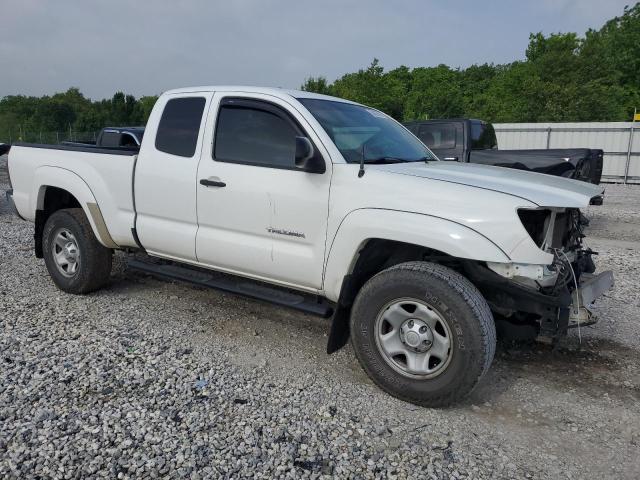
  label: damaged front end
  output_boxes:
[465,207,614,342]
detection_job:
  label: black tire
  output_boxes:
[350,261,496,407]
[42,208,112,294]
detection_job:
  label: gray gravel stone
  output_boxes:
[1,155,640,479]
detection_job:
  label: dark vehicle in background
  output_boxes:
[404,119,603,184]
[62,127,145,150]
[96,127,144,148]
[0,128,144,156]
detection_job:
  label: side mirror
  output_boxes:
[295,136,325,174]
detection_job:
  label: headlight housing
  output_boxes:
[518,207,584,252]
[517,208,551,248]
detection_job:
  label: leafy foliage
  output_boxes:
[1,3,638,142]
[302,3,640,122]
[0,89,158,142]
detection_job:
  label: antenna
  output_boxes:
[358,142,366,178]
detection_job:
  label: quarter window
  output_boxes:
[214,104,298,169]
[417,124,457,149]
[470,121,497,150]
[100,131,120,148]
[155,97,206,157]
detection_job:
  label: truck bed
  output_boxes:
[468,148,603,184]
[7,143,138,247]
[22,142,140,155]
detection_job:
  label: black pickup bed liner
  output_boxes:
[469,148,603,184]
[12,142,139,156]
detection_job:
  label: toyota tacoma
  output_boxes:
[5,86,614,407]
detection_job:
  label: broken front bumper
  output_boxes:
[463,261,614,340]
[568,270,615,327]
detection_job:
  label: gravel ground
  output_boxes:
[1,154,639,479]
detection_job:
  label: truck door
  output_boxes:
[195,93,331,291]
[134,93,212,261]
[416,122,463,161]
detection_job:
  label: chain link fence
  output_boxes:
[0,130,99,145]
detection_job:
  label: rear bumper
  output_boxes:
[5,189,24,220]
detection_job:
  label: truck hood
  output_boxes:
[372,161,604,208]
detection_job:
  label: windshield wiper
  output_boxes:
[358,156,427,177]
[362,156,411,164]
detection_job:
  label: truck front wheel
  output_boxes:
[42,208,112,294]
[350,261,496,407]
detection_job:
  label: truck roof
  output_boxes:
[404,118,487,124]
[162,86,360,105]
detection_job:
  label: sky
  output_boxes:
[0,0,633,100]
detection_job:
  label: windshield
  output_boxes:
[298,98,436,163]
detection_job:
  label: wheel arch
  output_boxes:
[323,209,508,354]
[323,208,510,303]
[33,167,118,257]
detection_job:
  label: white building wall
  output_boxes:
[494,122,639,183]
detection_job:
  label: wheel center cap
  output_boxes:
[400,318,433,352]
[405,331,421,347]
[64,242,77,260]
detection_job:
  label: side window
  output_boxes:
[100,131,120,148]
[120,133,138,147]
[470,121,497,150]
[214,103,299,169]
[417,123,457,149]
[406,124,419,135]
[155,97,206,157]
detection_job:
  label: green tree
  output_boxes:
[294,2,639,123]
[300,77,333,95]
[582,3,640,118]
[403,65,465,121]
[132,96,159,124]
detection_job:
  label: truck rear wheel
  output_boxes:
[42,208,112,294]
[350,261,496,407]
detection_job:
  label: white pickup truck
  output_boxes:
[5,86,614,407]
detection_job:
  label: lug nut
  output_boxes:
[408,320,414,328]
[419,326,428,334]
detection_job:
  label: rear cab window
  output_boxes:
[155,97,206,157]
[100,130,121,148]
[417,123,457,149]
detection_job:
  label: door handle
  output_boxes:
[443,157,459,161]
[200,178,226,187]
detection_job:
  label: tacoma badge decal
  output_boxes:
[267,227,306,239]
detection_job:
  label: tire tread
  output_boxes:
[43,208,112,294]
[350,261,496,407]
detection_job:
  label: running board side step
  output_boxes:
[127,259,334,318]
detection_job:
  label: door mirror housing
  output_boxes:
[295,136,325,174]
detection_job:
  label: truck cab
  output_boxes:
[405,118,496,162]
